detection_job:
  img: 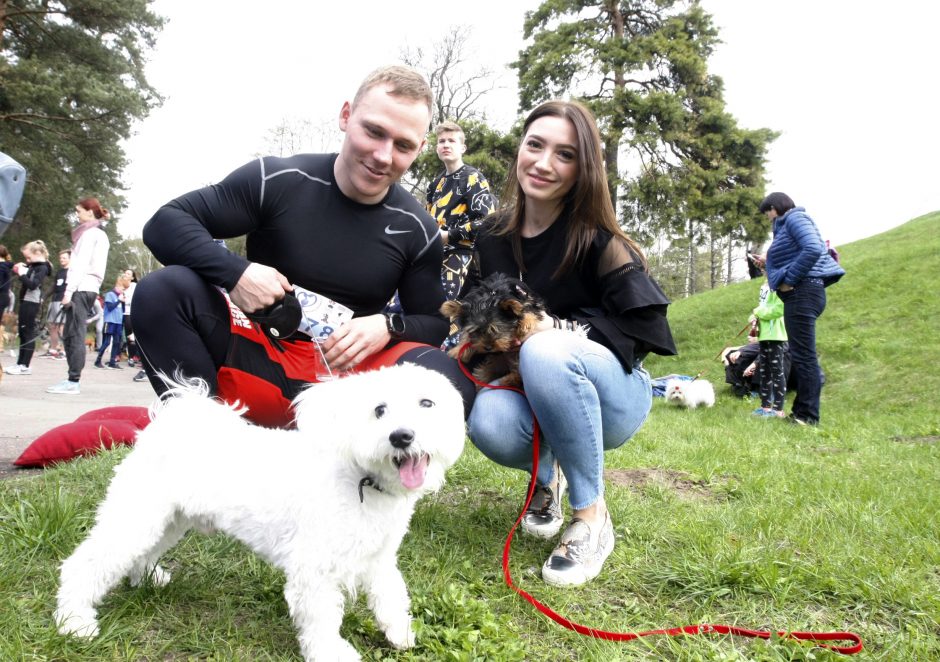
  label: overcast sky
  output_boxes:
[118,0,940,249]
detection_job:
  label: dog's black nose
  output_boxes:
[389,428,415,449]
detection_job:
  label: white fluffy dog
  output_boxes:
[664,378,716,409]
[54,364,466,662]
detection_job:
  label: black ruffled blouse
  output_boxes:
[469,214,677,372]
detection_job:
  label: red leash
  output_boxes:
[455,346,862,654]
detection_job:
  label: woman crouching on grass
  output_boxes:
[463,100,677,586]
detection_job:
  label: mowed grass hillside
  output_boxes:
[1,213,938,661]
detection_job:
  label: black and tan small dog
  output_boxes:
[441,273,549,388]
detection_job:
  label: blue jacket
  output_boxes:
[765,207,845,290]
[102,289,124,325]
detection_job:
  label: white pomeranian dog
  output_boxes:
[664,378,716,409]
[54,364,466,662]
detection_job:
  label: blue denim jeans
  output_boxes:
[467,330,652,510]
[779,279,827,423]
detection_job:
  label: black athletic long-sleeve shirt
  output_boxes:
[143,153,448,345]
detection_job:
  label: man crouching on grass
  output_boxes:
[131,65,475,426]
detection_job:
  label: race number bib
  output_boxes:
[293,285,354,341]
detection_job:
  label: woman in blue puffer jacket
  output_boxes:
[757,192,845,426]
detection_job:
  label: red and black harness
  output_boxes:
[215,293,424,428]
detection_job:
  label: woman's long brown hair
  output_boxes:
[494,99,647,277]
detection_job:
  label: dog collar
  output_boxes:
[358,476,384,502]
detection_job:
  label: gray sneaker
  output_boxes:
[541,512,615,587]
[46,379,81,395]
[521,464,566,538]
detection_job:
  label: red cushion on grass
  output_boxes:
[14,419,140,468]
[74,406,151,429]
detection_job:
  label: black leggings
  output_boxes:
[123,314,138,360]
[15,299,40,367]
[132,265,476,417]
[758,340,787,411]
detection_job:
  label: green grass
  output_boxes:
[2,212,939,660]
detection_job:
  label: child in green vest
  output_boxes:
[751,278,788,418]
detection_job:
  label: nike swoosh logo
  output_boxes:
[384,226,412,235]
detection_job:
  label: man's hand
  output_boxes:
[61,293,72,307]
[229,263,292,313]
[742,361,757,378]
[778,283,794,292]
[320,314,390,371]
[439,228,449,245]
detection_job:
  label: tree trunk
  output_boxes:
[685,217,695,297]
[708,231,717,290]
[726,237,733,285]
[605,0,626,213]
[603,135,620,210]
[0,1,7,51]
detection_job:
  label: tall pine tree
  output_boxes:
[0,0,164,253]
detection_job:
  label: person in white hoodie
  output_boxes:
[47,197,110,395]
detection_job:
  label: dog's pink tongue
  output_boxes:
[398,455,429,489]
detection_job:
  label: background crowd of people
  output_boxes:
[0,198,146,391]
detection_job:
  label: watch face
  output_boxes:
[387,313,405,335]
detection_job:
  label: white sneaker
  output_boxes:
[521,463,567,538]
[46,380,81,395]
[3,364,31,375]
[541,512,615,587]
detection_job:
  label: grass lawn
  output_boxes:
[2,212,938,660]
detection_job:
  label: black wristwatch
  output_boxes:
[384,312,405,339]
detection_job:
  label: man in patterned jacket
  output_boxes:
[426,120,497,300]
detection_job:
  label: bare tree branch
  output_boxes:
[399,28,500,125]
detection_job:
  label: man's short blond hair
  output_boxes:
[352,65,433,116]
[433,120,465,141]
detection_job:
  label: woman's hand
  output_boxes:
[520,313,557,343]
